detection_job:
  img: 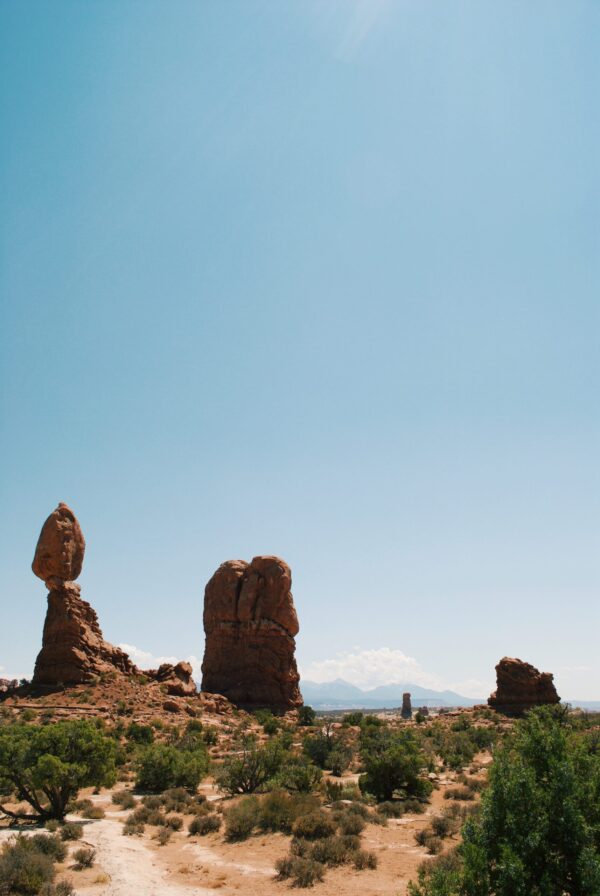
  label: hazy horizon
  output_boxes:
[1,2,598,700]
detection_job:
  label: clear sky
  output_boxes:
[1,1,598,700]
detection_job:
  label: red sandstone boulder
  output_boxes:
[32,503,85,586]
[488,656,560,717]
[146,661,197,697]
[201,556,302,712]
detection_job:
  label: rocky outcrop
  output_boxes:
[146,661,196,697]
[401,692,412,719]
[488,656,560,716]
[201,556,302,712]
[32,504,136,685]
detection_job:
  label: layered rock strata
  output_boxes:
[488,656,560,716]
[201,556,302,712]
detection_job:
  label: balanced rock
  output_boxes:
[32,504,136,685]
[32,503,85,587]
[488,656,560,717]
[201,556,302,712]
[401,692,412,719]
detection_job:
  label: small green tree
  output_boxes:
[359,729,431,803]
[409,707,600,896]
[135,742,208,793]
[298,706,316,726]
[216,736,285,795]
[0,721,117,821]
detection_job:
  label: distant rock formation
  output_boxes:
[201,556,302,712]
[401,692,412,719]
[488,656,560,716]
[32,504,137,685]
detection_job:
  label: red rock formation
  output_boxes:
[32,503,136,685]
[146,661,196,697]
[488,656,560,716]
[201,556,302,712]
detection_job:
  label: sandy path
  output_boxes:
[82,818,213,896]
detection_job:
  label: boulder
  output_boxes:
[488,656,560,717]
[201,556,302,712]
[32,503,85,586]
[146,661,196,697]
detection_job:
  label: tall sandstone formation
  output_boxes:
[201,556,302,712]
[32,503,136,685]
[488,656,560,717]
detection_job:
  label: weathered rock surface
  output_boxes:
[33,582,137,685]
[201,556,302,712]
[32,503,137,686]
[32,503,85,586]
[401,692,412,719]
[488,656,560,716]
[147,661,196,697]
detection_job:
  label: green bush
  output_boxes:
[216,736,285,795]
[189,814,222,836]
[59,823,83,842]
[73,847,95,869]
[224,797,261,841]
[337,811,365,835]
[0,837,55,895]
[309,835,354,867]
[112,789,136,809]
[298,706,316,727]
[359,729,432,803]
[273,755,322,793]
[126,723,154,745]
[408,707,600,895]
[0,720,117,821]
[135,743,208,793]
[28,835,67,863]
[291,810,336,840]
[257,791,319,834]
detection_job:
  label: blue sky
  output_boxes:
[1,1,598,700]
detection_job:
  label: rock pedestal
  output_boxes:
[31,503,136,685]
[488,656,560,717]
[201,556,302,712]
[401,692,412,719]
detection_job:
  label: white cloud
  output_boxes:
[118,644,202,683]
[300,647,491,698]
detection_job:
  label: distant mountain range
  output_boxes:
[298,679,600,712]
[299,678,483,710]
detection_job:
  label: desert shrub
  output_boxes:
[224,796,261,841]
[273,755,322,793]
[343,712,364,726]
[27,835,66,863]
[82,805,105,819]
[298,706,316,727]
[73,847,95,869]
[376,800,404,818]
[202,726,218,746]
[165,814,183,831]
[275,856,325,887]
[291,810,336,840]
[216,736,285,795]
[122,820,144,836]
[303,734,331,768]
[359,729,432,803]
[353,849,378,870]
[329,747,351,777]
[337,811,365,835]
[0,837,55,895]
[146,809,166,826]
[112,789,136,809]
[403,798,426,813]
[40,882,75,896]
[59,823,83,841]
[443,786,473,801]
[431,814,455,838]
[162,787,192,812]
[309,835,351,867]
[0,720,117,821]
[126,723,154,745]
[135,742,208,793]
[155,828,171,846]
[44,820,59,833]
[257,791,319,834]
[141,794,162,810]
[188,814,221,836]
